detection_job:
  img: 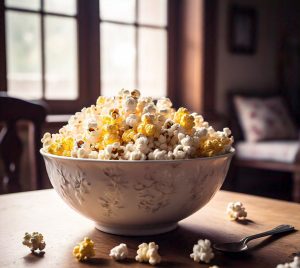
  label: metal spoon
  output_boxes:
[213,224,295,253]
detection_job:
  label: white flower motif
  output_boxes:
[98,166,127,216]
[134,169,175,213]
[54,165,91,205]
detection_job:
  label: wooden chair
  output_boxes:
[0,93,47,193]
[228,90,300,202]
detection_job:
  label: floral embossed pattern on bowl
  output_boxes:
[41,149,234,236]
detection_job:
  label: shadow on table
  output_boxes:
[78,223,296,267]
[82,224,254,267]
[23,251,45,263]
[236,219,256,225]
[84,257,110,265]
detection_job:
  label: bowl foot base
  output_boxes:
[95,222,178,236]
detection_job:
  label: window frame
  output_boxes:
[1,0,88,114]
[99,0,168,95]
[0,0,174,114]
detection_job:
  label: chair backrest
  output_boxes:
[0,93,47,193]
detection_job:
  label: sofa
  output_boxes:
[228,90,300,202]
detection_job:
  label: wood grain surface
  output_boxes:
[0,189,299,268]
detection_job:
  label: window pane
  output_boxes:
[138,0,167,27]
[45,16,78,100]
[5,0,40,10]
[44,0,76,15]
[6,11,42,99]
[101,23,135,96]
[138,28,167,97]
[100,0,135,23]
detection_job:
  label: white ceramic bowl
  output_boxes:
[41,149,234,236]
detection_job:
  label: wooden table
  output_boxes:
[1,190,299,268]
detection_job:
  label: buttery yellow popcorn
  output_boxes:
[102,132,120,146]
[22,232,46,252]
[42,132,74,157]
[73,237,95,261]
[42,89,233,160]
[174,107,189,122]
[96,96,106,105]
[198,137,231,157]
[180,114,195,130]
[122,129,136,143]
[144,124,157,136]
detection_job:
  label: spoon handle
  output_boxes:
[243,224,295,243]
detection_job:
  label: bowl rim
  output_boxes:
[40,147,235,163]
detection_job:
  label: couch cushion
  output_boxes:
[236,141,300,163]
[234,96,298,142]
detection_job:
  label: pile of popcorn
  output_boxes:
[41,89,233,160]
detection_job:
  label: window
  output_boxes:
[100,0,168,98]
[4,0,78,100]
[0,0,170,113]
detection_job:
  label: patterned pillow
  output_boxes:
[234,96,298,142]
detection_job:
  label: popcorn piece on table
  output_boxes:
[109,243,128,261]
[73,237,95,261]
[22,232,46,252]
[226,201,247,221]
[190,239,214,264]
[135,242,161,265]
[276,257,300,268]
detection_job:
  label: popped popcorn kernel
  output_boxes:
[131,89,141,99]
[96,96,107,105]
[47,136,74,157]
[126,114,139,128]
[157,97,172,110]
[137,123,157,137]
[109,243,128,261]
[144,124,157,137]
[22,232,46,252]
[73,237,95,261]
[42,90,233,160]
[122,129,137,143]
[190,239,214,264]
[276,256,300,268]
[174,107,189,124]
[103,133,120,146]
[109,108,120,119]
[180,114,195,130]
[198,135,232,157]
[135,242,161,265]
[226,201,247,221]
